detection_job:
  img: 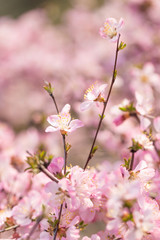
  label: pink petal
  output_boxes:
[47,115,59,127]
[98,84,108,93]
[154,116,160,132]
[68,119,84,132]
[80,101,94,111]
[117,18,124,30]
[45,181,58,194]
[45,126,58,133]
[139,116,151,130]
[48,157,64,174]
[134,160,147,172]
[143,62,154,75]
[105,18,117,26]
[61,104,71,114]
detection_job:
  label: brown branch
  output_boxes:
[49,93,59,114]
[53,203,63,240]
[62,135,67,175]
[129,150,135,171]
[39,164,59,183]
[26,215,43,240]
[0,225,19,233]
[84,34,121,170]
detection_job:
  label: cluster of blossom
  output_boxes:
[1,13,160,240]
[1,0,160,129]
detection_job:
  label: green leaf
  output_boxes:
[43,82,54,95]
[114,70,117,79]
[122,157,131,170]
[118,41,126,51]
[129,138,143,152]
[99,114,105,119]
[92,146,98,155]
[65,143,72,152]
[119,102,136,113]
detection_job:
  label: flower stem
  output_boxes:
[26,215,43,240]
[53,203,63,240]
[49,93,59,114]
[47,92,68,174]
[62,135,67,175]
[84,34,121,170]
[0,225,19,233]
[129,150,135,171]
[39,164,59,183]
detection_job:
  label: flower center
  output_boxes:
[103,23,117,38]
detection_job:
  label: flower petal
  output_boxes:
[80,101,94,111]
[68,119,84,132]
[117,18,124,30]
[61,104,71,114]
[154,116,160,132]
[45,126,59,133]
[47,115,59,127]
[98,84,108,93]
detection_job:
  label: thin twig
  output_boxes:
[39,164,59,183]
[26,215,43,240]
[129,150,135,171]
[0,225,19,233]
[84,34,121,170]
[49,93,59,114]
[53,203,63,240]
[62,135,67,175]
[153,140,160,160]
[46,88,68,239]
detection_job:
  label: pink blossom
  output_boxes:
[154,116,160,133]
[135,91,153,130]
[47,157,64,174]
[131,160,155,184]
[99,18,124,42]
[80,83,107,111]
[45,104,84,135]
[113,113,129,126]
[12,190,45,226]
[0,209,12,227]
[131,63,160,88]
[134,134,153,150]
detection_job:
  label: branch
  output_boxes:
[84,34,121,170]
[0,225,19,233]
[62,135,67,175]
[53,203,63,240]
[129,150,135,171]
[39,164,59,183]
[26,215,43,240]
[49,93,59,114]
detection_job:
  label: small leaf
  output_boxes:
[122,157,131,170]
[99,114,105,119]
[92,146,98,155]
[119,102,136,113]
[66,143,72,152]
[114,70,117,79]
[43,82,54,95]
[118,41,126,51]
[129,139,143,152]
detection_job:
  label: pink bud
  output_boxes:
[48,157,64,174]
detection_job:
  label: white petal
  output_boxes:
[80,101,94,111]
[45,126,58,133]
[68,119,84,132]
[61,104,71,114]
[47,115,59,127]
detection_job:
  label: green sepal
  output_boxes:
[118,41,126,51]
[119,102,136,113]
[43,82,54,95]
